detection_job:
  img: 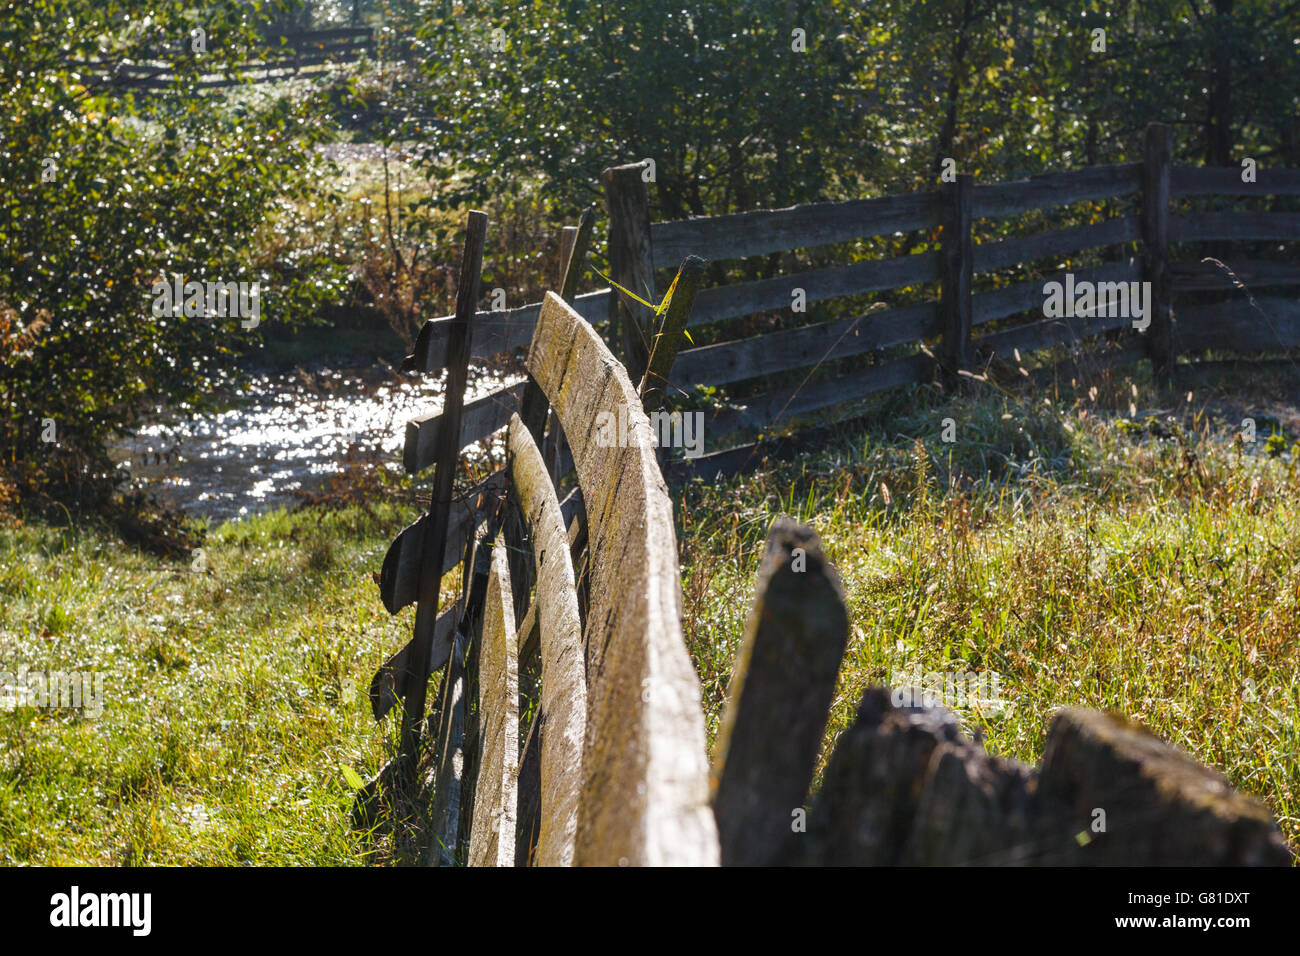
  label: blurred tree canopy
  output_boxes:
[392,0,1298,219]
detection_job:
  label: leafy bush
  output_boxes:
[0,0,349,526]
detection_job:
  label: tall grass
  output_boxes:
[677,363,1300,858]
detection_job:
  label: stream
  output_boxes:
[110,362,515,523]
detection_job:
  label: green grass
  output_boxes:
[0,503,418,865]
[677,363,1300,859]
[3,362,1298,864]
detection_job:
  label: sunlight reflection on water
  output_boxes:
[111,365,515,523]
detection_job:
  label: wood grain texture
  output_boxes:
[526,292,719,866]
[670,302,940,389]
[507,414,587,866]
[1035,708,1290,865]
[970,163,1142,219]
[710,518,849,866]
[404,384,523,473]
[426,631,468,866]
[467,536,519,867]
[650,191,943,268]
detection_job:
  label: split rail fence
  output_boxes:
[403,122,1298,483]
[355,121,1297,865]
[71,27,374,92]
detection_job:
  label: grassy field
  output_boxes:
[0,504,411,865]
[680,361,1300,859]
[1,361,1298,863]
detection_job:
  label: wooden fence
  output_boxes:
[712,518,1289,865]
[71,27,374,92]
[402,122,1299,483]
[360,209,718,865]
[355,123,1297,865]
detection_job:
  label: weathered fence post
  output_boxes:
[401,210,488,766]
[467,536,519,867]
[1141,121,1175,381]
[939,173,973,389]
[603,160,657,384]
[1035,708,1290,865]
[710,517,849,866]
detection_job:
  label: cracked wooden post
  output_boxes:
[710,517,849,866]
[1035,708,1290,865]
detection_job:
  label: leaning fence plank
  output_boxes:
[526,291,719,866]
[467,536,519,867]
[639,256,708,410]
[711,518,849,866]
[402,209,488,763]
[507,414,587,866]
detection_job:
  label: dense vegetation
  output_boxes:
[4,0,1296,530]
[3,368,1297,862]
[1,0,1297,863]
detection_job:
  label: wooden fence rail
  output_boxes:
[355,125,1297,864]
[399,123,1297,486]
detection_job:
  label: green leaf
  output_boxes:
[341,766,365,790]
